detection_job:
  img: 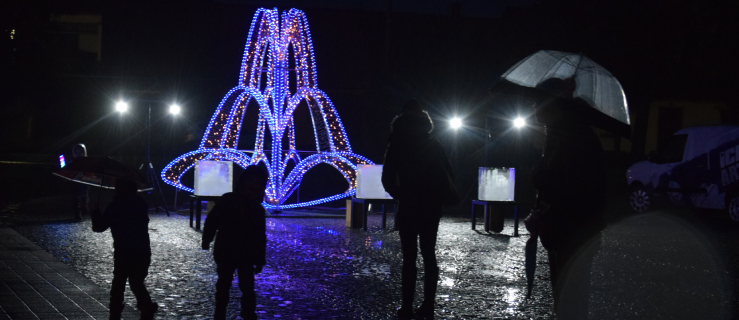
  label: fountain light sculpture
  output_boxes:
[161,8,373,209]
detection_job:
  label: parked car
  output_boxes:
[627,125,739,221]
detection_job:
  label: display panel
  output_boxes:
[356,165,392,199]
[195,160,233,197]
[478,167,515,201]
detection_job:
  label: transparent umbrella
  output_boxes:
[492,50,631,137]
[53,156,152,192]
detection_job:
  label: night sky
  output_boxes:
[2,0,738,206]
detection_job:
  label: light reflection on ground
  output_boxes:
[13,213,553,319]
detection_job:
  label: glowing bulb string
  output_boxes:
[161,8,373,209]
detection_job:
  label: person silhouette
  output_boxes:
[382,99,454,319]
[202,166,269,320]
[525,98,605,319]
[71,143,89,221]
[91,178,158,320]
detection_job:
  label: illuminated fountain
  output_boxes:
[161,8,373,209]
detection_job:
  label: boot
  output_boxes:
[241,312,259,320]
[139,302,158,320]
[214,309,227,320]
[415,301,434,318]
[397,306,414,319]
[109,303,124,320]
[416,265,438,318]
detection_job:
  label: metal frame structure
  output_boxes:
[161,8,373,210]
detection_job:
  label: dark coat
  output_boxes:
[202,193,267,266]
[531,122,606,250]
[93,195,151,258]
[382,131,453,218]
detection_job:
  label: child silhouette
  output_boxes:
[202,166,269,320]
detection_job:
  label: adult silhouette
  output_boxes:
[525,98,606,319]
[382,99,454,319]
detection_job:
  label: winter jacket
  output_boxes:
[530,122,606,250]
[382,131,453,217]
[202,193,267,266]
[93,195,151,258]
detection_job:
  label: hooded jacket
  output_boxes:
[94,194,151,258]
[202,193,267,265]
[382,129,453,215]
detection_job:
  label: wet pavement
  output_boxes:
[7,206,739,319]
[0,223,142,319]
[590,210,736,319]
[11,212,553,320]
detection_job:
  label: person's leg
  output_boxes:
[557,234,601,320]
[109,258,128,320]
[237,263,257,320]
[79,186,89,216]
[215,262,237,320]
[397,214,419,311]
[417,215,441,314]
[547,248,563,313]
[128,255,156,318]
[72,184,86,221]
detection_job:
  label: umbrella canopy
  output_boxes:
[492,50,631,137]
[53,156,152,192]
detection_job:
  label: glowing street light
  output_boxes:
[169,104,181,115]
[513,117,526,128]
[450,117,463,130]
[115,101,128,113]
[112,97,176,215]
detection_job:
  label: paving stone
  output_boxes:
[0,224,140,319]
[10,213,551,319]
[4,310,37,319]
[32,312,72,320]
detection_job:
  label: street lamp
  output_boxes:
[113,99,183,216]
[169,104,181,115]
[115,101,128,113]
[450,117,463,130]
[513,117,526,128]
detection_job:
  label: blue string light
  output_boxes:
[161,8,373,210]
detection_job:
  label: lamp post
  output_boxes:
[481,115,527,167]
[449,116,463,187]
[168,104,181,211]
[116,99,181,216]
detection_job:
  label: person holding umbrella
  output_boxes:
[525,93,606,319]
[491,50,629,318]
[91,179,158,320]
[382,99,457,319]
